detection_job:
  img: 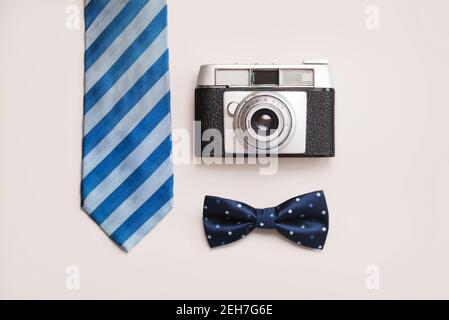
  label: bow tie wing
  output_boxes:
[203,196,256,248]
[274,191,329,250]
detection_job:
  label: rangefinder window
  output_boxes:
[252,70,279,85]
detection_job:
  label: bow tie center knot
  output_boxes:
[256,207,276,229]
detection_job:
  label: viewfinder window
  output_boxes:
[252,70,279,85]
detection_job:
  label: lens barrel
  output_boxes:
[233,92,294,150]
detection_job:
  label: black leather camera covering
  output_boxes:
[195,87,335,157]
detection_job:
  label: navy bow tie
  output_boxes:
[203,191,329,249]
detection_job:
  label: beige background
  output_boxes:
[1,0,449,299]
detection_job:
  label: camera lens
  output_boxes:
[233,92,293,151]
[250,108,279,135]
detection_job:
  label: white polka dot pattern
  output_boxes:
[203,191,329,250]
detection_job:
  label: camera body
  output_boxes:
[195,60,335,157]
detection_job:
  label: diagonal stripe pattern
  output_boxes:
[82,0,173,252]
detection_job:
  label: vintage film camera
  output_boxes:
[195,60,335,157]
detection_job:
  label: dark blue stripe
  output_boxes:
[83,50,169,155]
[91,136,172,225]
[84,6,167,113]
[85,0,109,30]
[81,93,170,200]
[84,0,149,71]
[111,176,174,246]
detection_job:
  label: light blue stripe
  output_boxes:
[85,0,127,49]
[83,114,171,211]
[83,50,169,156]
[81,93,170,200]
[91,136,172,225]
[83,29,168,134]
[85,0,149,71]
[85,1,167,92]
[100,157,173,234]
[85,0,109,29]
[84,6,167,113]
[110,175,174,246]
[121,199,173,252]
[82,72,169,178]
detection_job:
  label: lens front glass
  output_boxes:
[250,108,279,136]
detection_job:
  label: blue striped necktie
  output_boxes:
[81,0,173,252]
